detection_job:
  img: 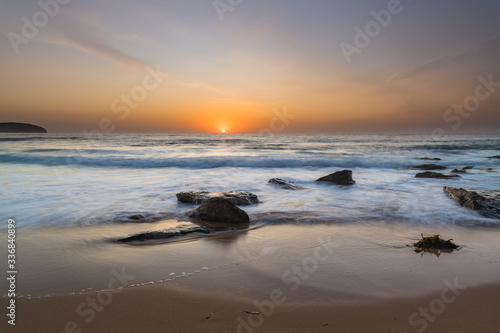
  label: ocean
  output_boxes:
[1,133,499,228]
[1,133,499,300]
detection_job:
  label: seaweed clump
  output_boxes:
[413,234,459,254]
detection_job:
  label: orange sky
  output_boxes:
[1,0,499,133]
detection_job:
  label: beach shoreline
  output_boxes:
[2,281,499,333]
[1,133,499,332]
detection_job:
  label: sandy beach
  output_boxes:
[2,220,500,332]
[2,281,500,333]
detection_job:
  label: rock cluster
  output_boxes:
[443,187,500,219]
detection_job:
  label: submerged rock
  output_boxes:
[420,157,441,161]
[129,214,145,221]
[488,155,500,159]
[268,178,302,190]
[316,170,355,185]
[451,169,466,173]
[451,166,474,173]
[415,172,460,179]
[117,224,210,244]
[413,234,459,254]
[176,191,259,205]
[443,186,500,219]
[187,197,250,224]
[411,164,446,170]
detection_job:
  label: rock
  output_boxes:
[420,157,441,161]
[0,122,47,133]
[415,172,460,179]
[129,214,145,221]
[187,197,250,224]
[117,224,210,244]
[413,234,458,253]
[451,165,474,173]
[411,164,446,170]
[268,178,302,190]
[176,191,259,205]
[316,170,355,185]
[488,156,500,159]
[443,186,500,219]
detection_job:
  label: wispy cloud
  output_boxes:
[384,35,500,84]
[172,79,233,96]
[44,35,152,70]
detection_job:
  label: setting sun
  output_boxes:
[221,129,226,133]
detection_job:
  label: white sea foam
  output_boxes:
[0,133,498,229]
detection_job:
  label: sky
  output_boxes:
[0,0,499,134]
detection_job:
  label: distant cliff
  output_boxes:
[0,122,47,133]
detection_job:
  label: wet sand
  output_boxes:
[2,221,500,332]
[2,281,500,333]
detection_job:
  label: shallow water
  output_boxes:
[1,133,499,300]
[1,133,499,229]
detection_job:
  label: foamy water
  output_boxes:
[1,133,499,229]
[1,133,500,298]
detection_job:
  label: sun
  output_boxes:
[221,129,226,133]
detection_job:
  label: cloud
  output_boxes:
[172,78,233,96]
[35,1,153,70]
[384,35,500,84]
[57,35,151,70]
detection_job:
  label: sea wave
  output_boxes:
[0,153,413,169]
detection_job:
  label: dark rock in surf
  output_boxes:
[415,172,460,179]
[176,191,259,205]
[443,187,500,219]
[117,224,210,244]
[488,156,500,159]
[187,197,250,224]
[129,214,145,221]
[268,178,302,190]
[316,170,355,185]
[411,164,446,170]
[451,165,474,173]
[420,157,441,161]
